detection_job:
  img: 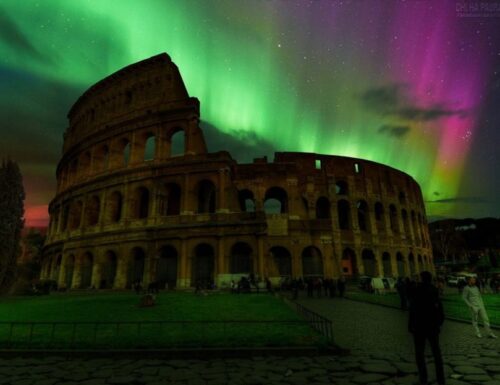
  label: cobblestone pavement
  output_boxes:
[0,297,499,385]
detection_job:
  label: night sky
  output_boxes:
[1,0,499,227]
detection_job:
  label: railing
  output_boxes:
[294,302,335,345]
[0,320,326,350]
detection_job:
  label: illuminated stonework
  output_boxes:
[41,53,434,289]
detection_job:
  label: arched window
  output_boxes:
[94,144,109,172]
[85,196,100,226]
[123,141,131,166]
[335,180,348,195]
[342,248,357,277]
[193,243,215,286]
[238,189,255,213]
[107,191,123,223]
[401,209,410,238]
[399,191,406,204]
[197,180,216,213]
[302,246,323,277]
[357,200,369,231]
[264,187,288,214]
[230,242,253,274]
[382,252,392,277]
[316,197,330,219]
[68,201,83,230]
[362,249,376,276]
[133,187,149,219]
[144,135,155,161]
[269,246,292,277]
[157,245,178,289]
[389,204,399,234]
[171,129,185,156]
[337,199,350,230]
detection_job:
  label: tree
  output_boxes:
[0,159,25,293]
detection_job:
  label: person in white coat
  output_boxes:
[462,276,497,338]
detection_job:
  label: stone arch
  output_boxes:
[68,200,83,230]
[65,254,75,288]
[81,252,94,288]
[106,191,123,223]
[132,186,150,219]
[269,246,292,277]
[94,144,109,172]
[159,183,182,216]
[144,133,156,161]
[316,197,330,219]
[302,246,323,277]
[129,247,146,285]
[197,180,216,213]
[170,128,185,156]
[399,191,406,205]
[84,195,100,226]
[396,252,405,277]
[100,251,118,289]
[408,253,416,277]
[389,204,399,234]
[238,189,255,213]
[157,245,178,289]
[374,202,385,233]
[357,200,370,232]
[401,209,410,239]
[110,137,131,168]
[264,187,288,214]
[382,252,392,277]
[337,199,350,230]
[342,248,357,277]
[362,249,377,276]
[335,180,348,195]
[230,242,253,274]
[192,243,215,286]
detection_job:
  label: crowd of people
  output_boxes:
[457,274,500,294]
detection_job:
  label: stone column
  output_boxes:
[216,237,225,286]
[57,255,67,288]
[114,251,129,289]
[177,240,190,288]
[257,237,265,278]
[375,251,384,277]
[91,258,102,289]
[217,168,229,213]
[71,256,83,289]
[356,249,365,276]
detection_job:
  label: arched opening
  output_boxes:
[374,202,385,232]
[382,252,392,277]
[107,191,123,223]
[399,191,406,205]
[65,255,74,288]
[342,248,357,277]
[396,252,405,277]
[144,135,156,161]
[238,189,255,213]
[160,183,181,216]
[316,197,331,219]
[264,187,288,214]
[302,246,323,277]
[192,244,215,287]
[68,201,83,230]
[79,152,91,178]
[230,242,253,274]
[81,252,93,289]
[133,187,149,219]
[408,253,416,277]
[197,180,216,213]
[157,246,178,289]
[129,247,146,285]
[402,209,410,238]
[94,145,109,172]
[85,196,100,226]
[171,129,185,156]
[389,204,399,234]
[269,246,292,277]
[357,200,370,231]
[362,249,377,276]
[337,199,350,230]
[335,180,348,195]
[101,251,117,289]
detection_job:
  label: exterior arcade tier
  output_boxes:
[41,53,434,290]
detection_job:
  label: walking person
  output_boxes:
[408,271,446,385]
[462,276,497,338]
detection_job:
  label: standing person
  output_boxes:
[462,276,498,338]
[408,271,446,385]
[338,276,346,298]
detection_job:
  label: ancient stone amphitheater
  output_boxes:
[41,53,433,290]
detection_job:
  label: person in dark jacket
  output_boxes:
[408,271,445,385]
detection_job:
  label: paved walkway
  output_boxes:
[0,297,499,385]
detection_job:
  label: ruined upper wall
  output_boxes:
[64,53,196,151]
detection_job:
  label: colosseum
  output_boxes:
[41,53,434,290]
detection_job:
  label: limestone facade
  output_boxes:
[41,53,434,289]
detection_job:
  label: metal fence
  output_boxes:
[294,302,335,344]
[0,319,327,350]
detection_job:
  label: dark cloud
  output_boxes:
[426,196,488,204]
[378,124,410,138]
[360,84,467,122]
[200,121,276,163]
[0,8,52,63]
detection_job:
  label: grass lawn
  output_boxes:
[0,291,327,349]
[347,291,500,327]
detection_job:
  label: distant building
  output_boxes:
[41,53,434,290]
